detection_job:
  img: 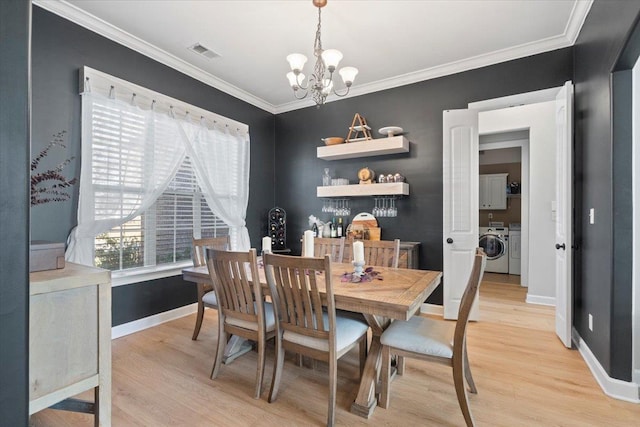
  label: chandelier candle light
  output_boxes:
[286,0,358,106]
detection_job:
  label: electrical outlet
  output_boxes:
[589,208,595,225]
[488,213,493,219]
[589,313,593,331]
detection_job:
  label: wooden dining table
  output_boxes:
[182,261,442,419]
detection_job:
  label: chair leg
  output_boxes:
[463,344,477,394]
[379,345,392,409]
[254,333,266,399]
[210,317,226,379]
[268,333,284,403]
[453,355,475,427]
[327,356,337,427]
[397,355,405,376]
[192,284,207,340]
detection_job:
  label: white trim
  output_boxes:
[110,260,193,287]
[565,0,594,45]
[525,294,555,306]
[33,0,276,114]
[420,303,444,317]
[111,303,198,339]
[469,87,561,112]
[632,51,640,385]
[34,0,592,115]
[572,328,640,403]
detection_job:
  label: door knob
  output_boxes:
[555,243,566,250]
[446,238,453,244]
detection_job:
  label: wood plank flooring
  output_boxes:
[30,275,640,426]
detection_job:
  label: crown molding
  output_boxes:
[35,0,592,116]
[565,0,593,45]
[32,0,277,114]
[275,1,592,114]
[276,34,572,114]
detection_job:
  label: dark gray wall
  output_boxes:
[0,1,31,425]
[31,7,275,326]
[573,1,640,381]
[274,48,573,303]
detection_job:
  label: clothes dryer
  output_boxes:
[508,230,521,275]
[479,227,509,273]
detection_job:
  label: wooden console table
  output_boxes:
[29,263,111,426]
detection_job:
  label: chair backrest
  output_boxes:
[193,236,230,267]
[263,254,336,353]
[313,237,345,262]
[344,239,400,268]
[206,248,264,326]
[453,248,486,353]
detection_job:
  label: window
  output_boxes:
[68,68,250,277]
[94,157,229,272]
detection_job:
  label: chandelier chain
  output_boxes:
[314,7,323,55]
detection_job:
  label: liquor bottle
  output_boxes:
[322,168,331,186]
[330,221,337,238]
[337,218,343,237]
[312,222,318,238]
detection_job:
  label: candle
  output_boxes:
[303,230,314,257]
[353,241,365,263]
[262,236,272,254]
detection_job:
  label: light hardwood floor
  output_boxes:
[30,275,640,426]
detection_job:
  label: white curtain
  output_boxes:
[176,120,251,251]
[67,91,250,265]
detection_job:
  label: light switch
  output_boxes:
[589,208,595,225]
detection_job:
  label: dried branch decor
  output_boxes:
[31,131,77,206]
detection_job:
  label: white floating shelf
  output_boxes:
[317,135,409,160]
[317,182,409,197]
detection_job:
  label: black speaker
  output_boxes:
[268,207,287,251]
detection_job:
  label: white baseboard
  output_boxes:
[572,328,640,403]
[421,303,444,316]
[525,294,555,306]
[111,303,198,339]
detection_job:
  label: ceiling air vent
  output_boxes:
[188,43,220,60]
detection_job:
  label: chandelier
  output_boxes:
[286,0,358,106]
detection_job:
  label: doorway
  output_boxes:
[443,84,572,349]
[478,138,527,288]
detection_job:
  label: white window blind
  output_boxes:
[95,156,229,272]
[67,67,250,275]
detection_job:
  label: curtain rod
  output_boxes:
[79,66,249,133]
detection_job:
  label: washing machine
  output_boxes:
[479,226,509,273]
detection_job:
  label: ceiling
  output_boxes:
[35,0,592,113]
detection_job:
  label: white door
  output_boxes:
[443,109,480,320]
[555,81,573,347]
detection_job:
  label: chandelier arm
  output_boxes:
[292,88,309,100]
[332,86,351,98]
[295,73,311,91]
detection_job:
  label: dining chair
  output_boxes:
[379,248,486,427]
[191,236,231,340]
[206,248,276,399]
[263,253,369,427]
[344,238,400,268]
[314,237,345,262]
